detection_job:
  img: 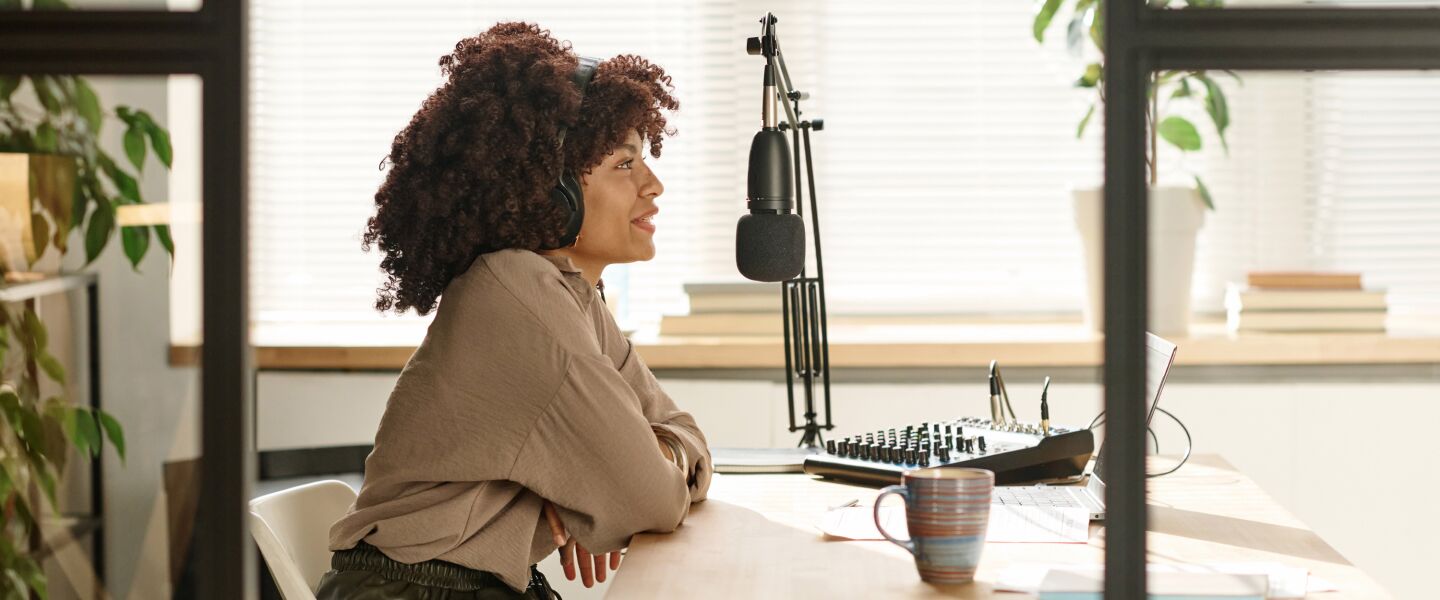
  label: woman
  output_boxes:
[319,22,712,599]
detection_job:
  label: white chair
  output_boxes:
[249,480,357,600]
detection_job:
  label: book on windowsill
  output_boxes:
[1246,271,1362,290]
[1225,281,1388,333]
[1226,309,1387,333]
[1224,283,1387,311]
[683,281,783,314]
[659,312,784,336]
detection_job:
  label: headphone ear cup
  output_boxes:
[550,172,585,248]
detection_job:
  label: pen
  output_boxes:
[1040,376,1051,436]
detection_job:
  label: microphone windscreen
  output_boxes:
[736,213,806,282]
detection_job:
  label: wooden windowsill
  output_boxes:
[166,316,1440,370]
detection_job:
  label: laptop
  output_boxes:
[991,332,1178,521]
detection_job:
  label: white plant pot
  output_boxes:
[1073,185,1206,335]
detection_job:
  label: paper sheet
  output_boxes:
[818,504,1089,543]
[994,562,1335,599]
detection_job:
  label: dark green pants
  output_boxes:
[315,542,558,600]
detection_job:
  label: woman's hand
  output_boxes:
[544,500,622,587]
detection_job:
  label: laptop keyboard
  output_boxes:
[993,486,1082,508]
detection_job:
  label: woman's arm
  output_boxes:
[616,339,714,500]
[507,351,694,555]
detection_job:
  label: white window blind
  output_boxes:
[247,1,1440,344]
[1308,71,1440,316]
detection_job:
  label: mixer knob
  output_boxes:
[978,436,987,453]
[826,440,837,455]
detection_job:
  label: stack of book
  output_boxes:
[1225,272,1387,333]
[659,281,782,336]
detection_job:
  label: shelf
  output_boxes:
[0,273,96,303]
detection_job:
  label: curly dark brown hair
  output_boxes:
[361,22,679,315]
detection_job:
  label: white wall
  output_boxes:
[257,369,1440,600]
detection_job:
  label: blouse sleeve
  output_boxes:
[616,339,714,501]
[507,350,694,554]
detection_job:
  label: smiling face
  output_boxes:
[563,129,665,276]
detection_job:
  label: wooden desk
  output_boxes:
[607,456,1391,598]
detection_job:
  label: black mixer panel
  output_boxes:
[802,417,1095,487]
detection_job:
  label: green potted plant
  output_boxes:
[0,58,174,600]
[1034,0,1234,334]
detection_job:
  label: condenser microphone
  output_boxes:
[736,65,805,282]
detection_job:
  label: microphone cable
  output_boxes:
[1085,406,1193,478]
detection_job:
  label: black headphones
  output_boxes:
[546,56,601,250]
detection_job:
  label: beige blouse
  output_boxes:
[328,249,713,592]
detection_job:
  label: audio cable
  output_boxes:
[1085,406,1192,478]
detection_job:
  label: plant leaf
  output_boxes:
[100,154,142,204]
[1033,0,1064,42]
[122,224,150,271]
[1195,73,1231,153]
[1076,62,1102,88]
[69,410,91,458]
[85,200,115,265]
[124,124,147,173]
[34,122,58,153]
[24,306,47,351]
[147,122,173,168]
[75,76,104,134]
[33,462,57,507]
[74,407,102,458]
[5,569,31,599]
[0,390,20,427]
[18,408,45,453]
[31,76,62,115]
[0,74,20,102]
[1195,175,1216,211]
[97,409,126,462]
[1172,77,1193,98]
[1077,102,1097,139]
[31,212,49,262]
[1090,0,1105,52]
[38,352,66,383]
[155,224,175,256]
[1158,116,1202,152]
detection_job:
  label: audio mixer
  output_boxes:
[802,417,1095,486]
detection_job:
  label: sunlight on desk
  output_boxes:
[607,456,1390,599]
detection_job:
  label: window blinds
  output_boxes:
[247,0,1440,343]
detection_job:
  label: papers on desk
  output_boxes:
[818,504,1089,543]
[995,562,1335,599]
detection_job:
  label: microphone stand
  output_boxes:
[712,14,832,473]
[756,14,833,450]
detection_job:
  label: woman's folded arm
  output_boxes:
[507,351,693,554]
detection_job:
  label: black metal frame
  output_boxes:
[1103,3,1440,598]
[0,3,251,599]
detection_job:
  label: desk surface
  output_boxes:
[607,455,1391,599]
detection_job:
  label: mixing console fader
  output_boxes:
[802,417,1095,486]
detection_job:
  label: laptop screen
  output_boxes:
[1092,332,1178,483]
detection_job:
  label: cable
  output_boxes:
[1146,406,1192,477]
[994,364,1018,422]
[1085,407,1192,478]
[1091,412,1159,454]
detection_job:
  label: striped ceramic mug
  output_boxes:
[873,467,994,584]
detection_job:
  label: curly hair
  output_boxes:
[361,22,679,315]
